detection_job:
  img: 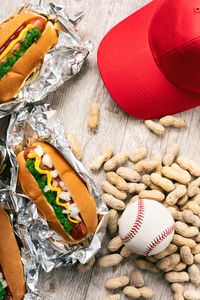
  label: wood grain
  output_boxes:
[1,0,200,299]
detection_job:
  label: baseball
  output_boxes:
[119,199,175,256]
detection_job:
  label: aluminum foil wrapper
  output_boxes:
[0,2,93,118]
[6,104,108,273]
[0,139,9,188]
[0,190,40,299]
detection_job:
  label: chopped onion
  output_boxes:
[69,203,81,221]
[51,169,58,178]
[52,181,58,187]
[59,191,71,201]
[60,181,67,191]
[62,209,70,214]
[34,145,44,157]
[44,185,50,193]
[62,203,81,221]
[42,154,53,168]
[2,280,7,288]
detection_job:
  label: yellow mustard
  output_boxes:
[27,152,79,224]
[0,24,33,61]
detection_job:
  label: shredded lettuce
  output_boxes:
[0,281,6,300]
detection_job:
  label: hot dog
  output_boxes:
[0,11,59,103]
[17,143,98,244]
[0,207,26,300]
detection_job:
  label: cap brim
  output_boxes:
[97,0,200,119]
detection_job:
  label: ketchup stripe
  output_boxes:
[145,223,175,256]
[0,23,27,55]
[120,199,145,243]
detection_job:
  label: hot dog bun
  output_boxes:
[0,12,58,103]
[0,207,26,300]
[17,142,98,244]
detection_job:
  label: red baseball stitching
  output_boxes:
[120,199,145,243]
[145,223,175,256]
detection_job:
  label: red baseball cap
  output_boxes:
[97,0,200,119]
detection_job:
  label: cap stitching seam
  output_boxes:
[153,34,200,61]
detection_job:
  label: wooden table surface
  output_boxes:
[1,0,200,299]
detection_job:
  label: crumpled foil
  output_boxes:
[0,2,93,118]
[0,139,12,189]
[6,104,108,273]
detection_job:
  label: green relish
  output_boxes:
[0,281,6,300]
[0,27,42,80]
[26,159,72,233]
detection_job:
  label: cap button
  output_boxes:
[195,7,200,13]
